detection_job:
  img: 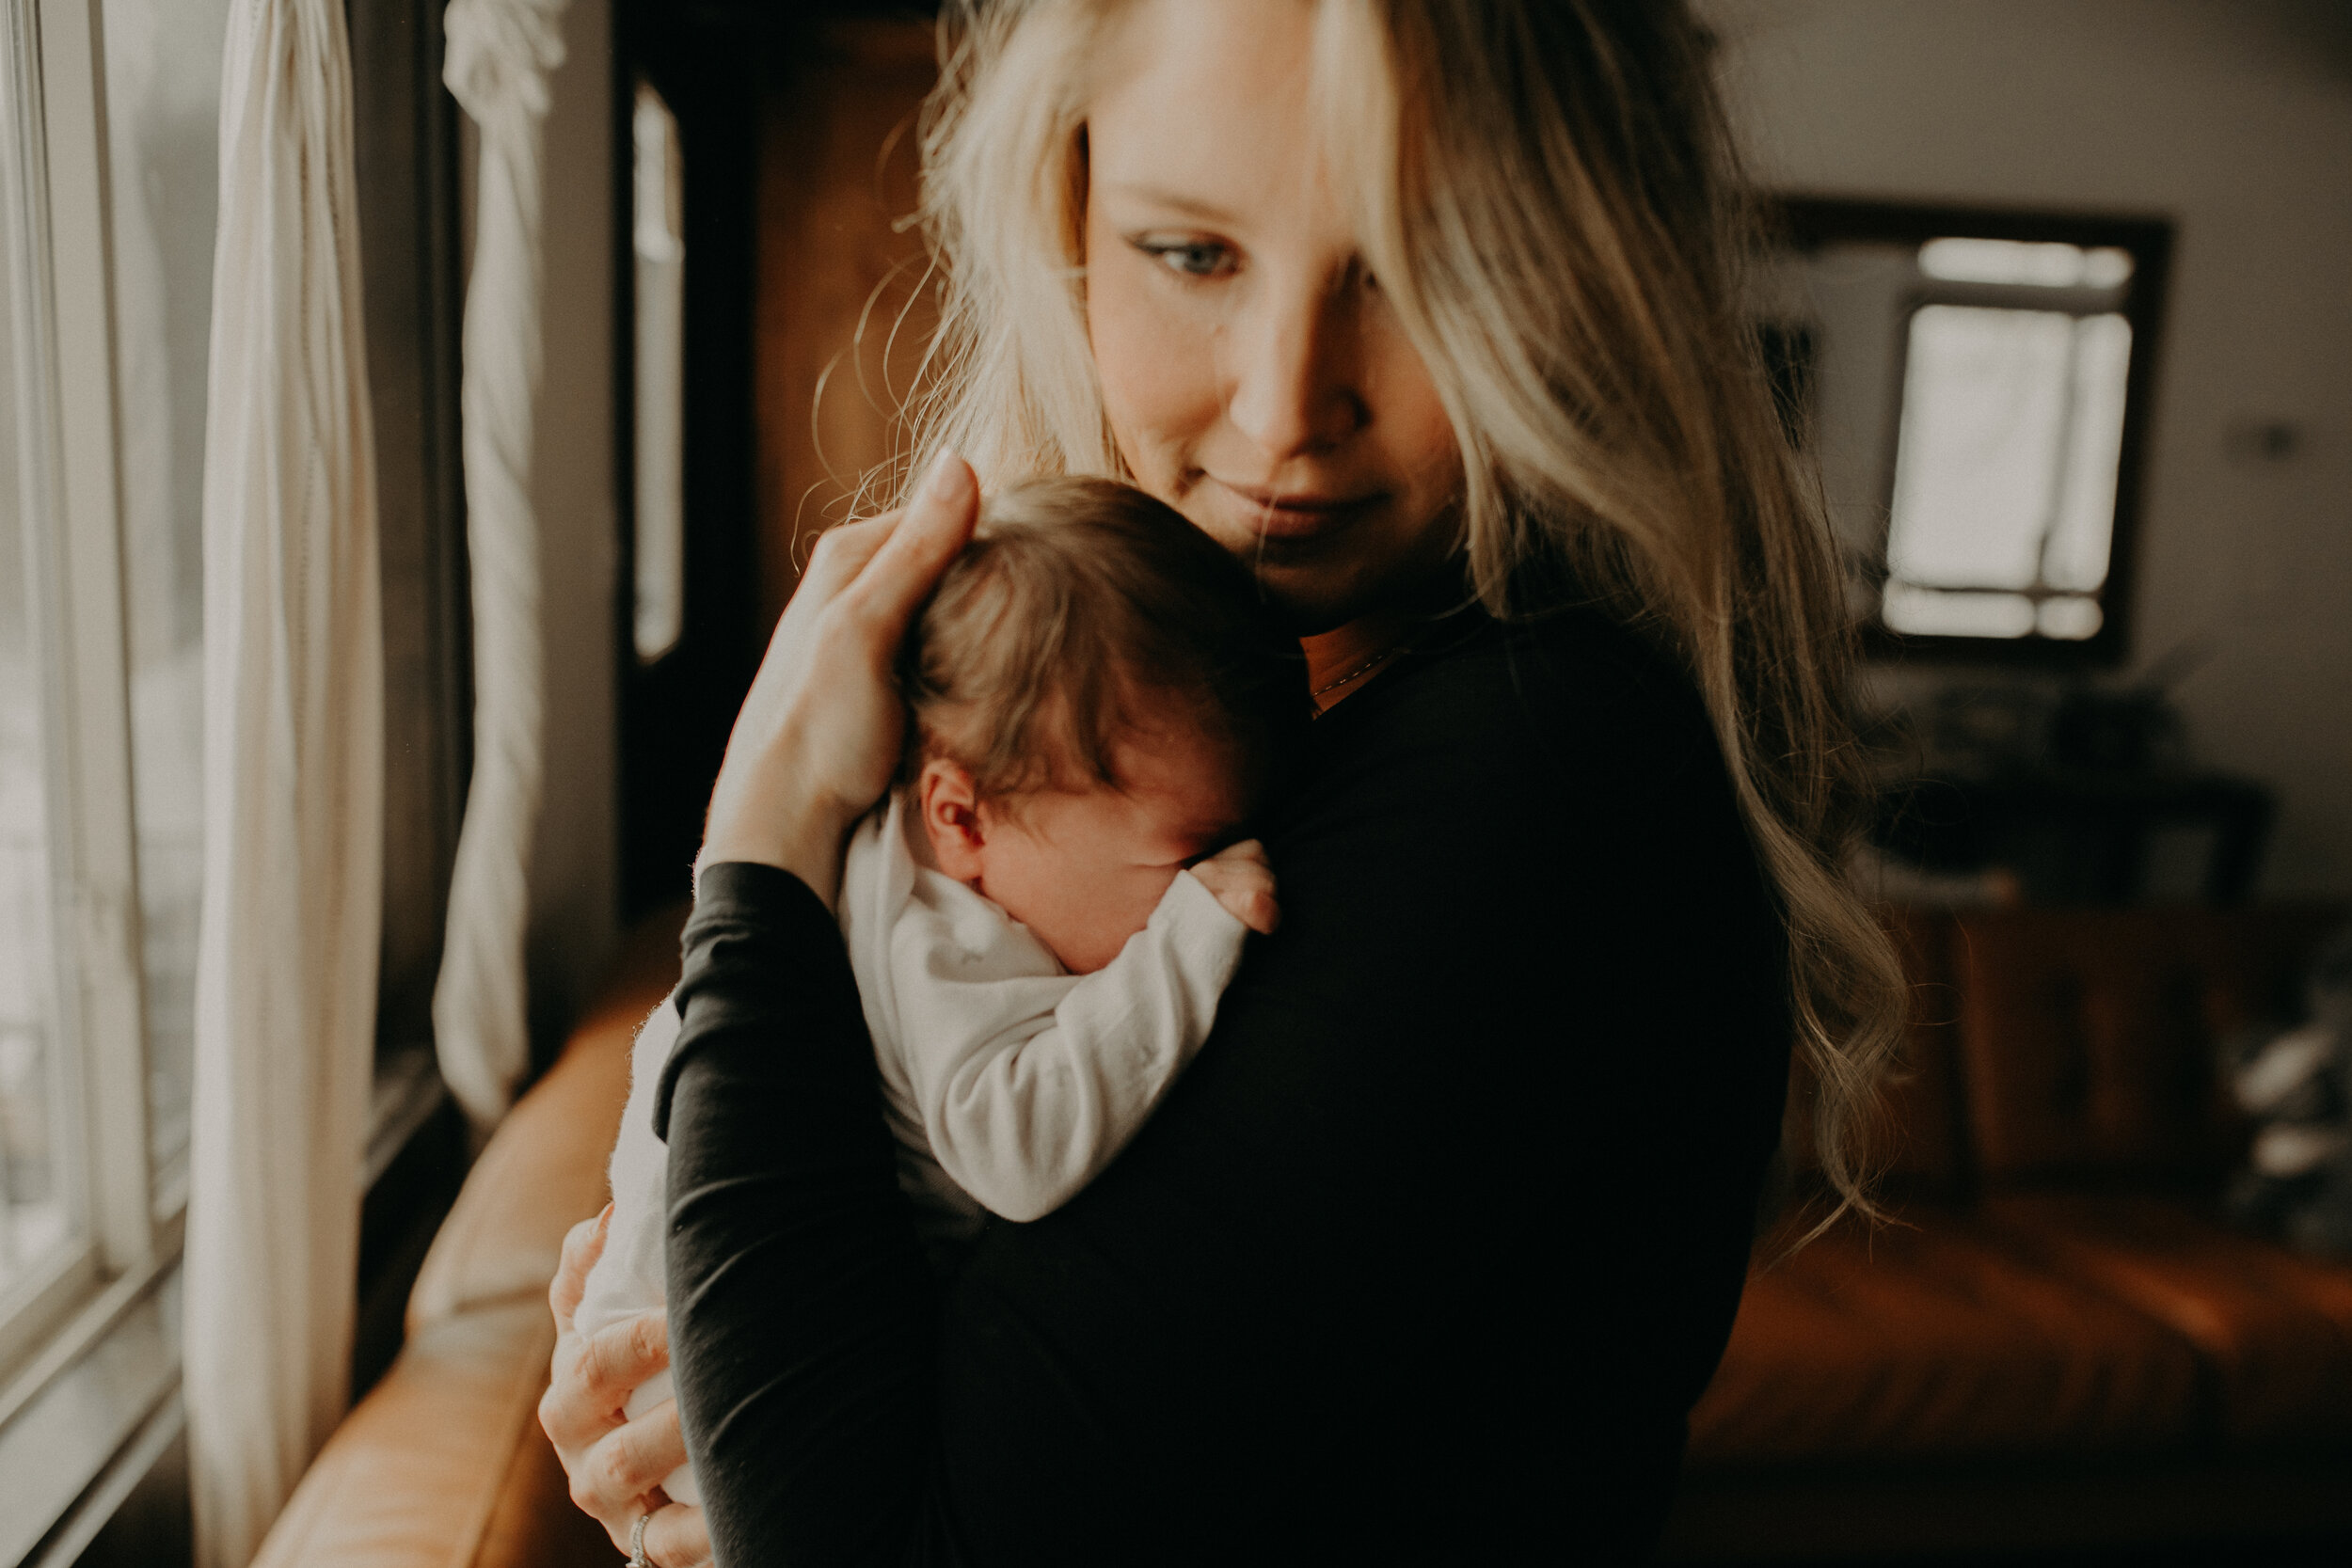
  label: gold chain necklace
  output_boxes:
[1311,641,1410,701]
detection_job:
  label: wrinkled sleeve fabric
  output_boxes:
[902,868,1246,1222]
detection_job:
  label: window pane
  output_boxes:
[2037,594,2104,641]
[1916,237,2136,291]
[632,79,685,666]
[1887,305,2075,593]
[103,0,231,1208]
[2044,313,2133,593]
[0,85,75,1291]
[1882,581,2038,640]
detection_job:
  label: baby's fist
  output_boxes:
[1190,839,1279,935]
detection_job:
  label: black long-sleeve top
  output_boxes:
[656,604,1792,1565]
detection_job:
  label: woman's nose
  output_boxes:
[1222,276,1367,463]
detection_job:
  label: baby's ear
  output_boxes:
[917,757,988,881]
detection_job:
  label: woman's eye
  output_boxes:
[1134,237,1233,279]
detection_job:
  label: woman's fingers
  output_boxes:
[548,1206,611,1338]
[557,1398,692,1557]
[796,510,899,603]
[697,452,980,903]
[642,1498,714,1568]
[760,455,971,675]
[540,1319,687,1553]
[580,1397,686,1514]
[540,1309,669,1451]
[582,1311,671,1410]
[834,452,978,650]
[541,1216,686,1551]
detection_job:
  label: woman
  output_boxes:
[545,0,1903,1560]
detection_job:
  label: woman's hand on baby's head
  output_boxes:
[1189,839,1279,935]
[697,451,979,906]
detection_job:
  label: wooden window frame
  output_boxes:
[1773,195,2175,669]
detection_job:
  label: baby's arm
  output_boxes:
[903,847,1274,1223]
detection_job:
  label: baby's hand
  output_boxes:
[1189,839,1279,935]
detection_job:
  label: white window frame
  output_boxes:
[0,0,181,1391]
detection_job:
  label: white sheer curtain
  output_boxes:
[182,0,381,1562]
[435,0,568,1132]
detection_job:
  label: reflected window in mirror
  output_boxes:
[1756,199,2172,663]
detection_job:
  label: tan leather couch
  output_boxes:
[1664,905,2352,1561]
[251,908,685,1568]
[257,903,2352,1565]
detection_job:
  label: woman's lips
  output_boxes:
[1207,476,1386,541]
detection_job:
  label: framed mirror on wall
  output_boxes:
[1755,197,2173,665]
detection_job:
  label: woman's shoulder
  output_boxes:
[1265,600,1771,956]
[1330,600,1730,811]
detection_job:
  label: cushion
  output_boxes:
[257,905,689,1568]
[251,1299,612,1568]
[1982,1190,2352,1444]
[1687,1207,2201,1465]
[1949,906,2344,1183]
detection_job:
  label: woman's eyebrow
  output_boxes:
[1104,183,1239,225]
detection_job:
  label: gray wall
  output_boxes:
[1706,0,2352,895]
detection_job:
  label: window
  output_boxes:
[0,0,227,1372]
[0,0,469,1549]
[630,76,685,668]
[1756,198,2172,663]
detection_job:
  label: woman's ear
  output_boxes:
[918,757,988,882]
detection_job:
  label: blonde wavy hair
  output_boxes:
[884,0,1906,1225]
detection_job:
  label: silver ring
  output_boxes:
[628,1510,653,1568]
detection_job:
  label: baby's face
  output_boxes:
[923,725,1251,974]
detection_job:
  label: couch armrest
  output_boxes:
[255,904,686,1568]
[408,909,687,1334]
[250,1301,612,1568]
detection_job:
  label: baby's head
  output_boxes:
[901,478,1306,973]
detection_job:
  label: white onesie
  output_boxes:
[575,789,1248,1504]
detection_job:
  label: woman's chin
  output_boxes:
[1249,552,1468,640]
[1241,570,1364,638]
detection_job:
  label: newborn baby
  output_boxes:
[577,477,1306,1505]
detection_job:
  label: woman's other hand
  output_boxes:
[1189,838,1279,934]
[697,451,980,907]
[541,1211,712,1568]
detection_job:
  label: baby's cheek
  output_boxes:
[1085,866,1178,958]
[1130,865,1183,927]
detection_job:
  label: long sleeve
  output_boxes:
[656,864,943,1566]
[660,608,1793,1565]
[894,868,1245,1223]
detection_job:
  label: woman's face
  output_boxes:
[1083,0,1462,635]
